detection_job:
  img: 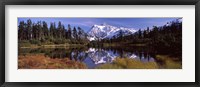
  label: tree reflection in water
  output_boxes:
[19,46,159,68]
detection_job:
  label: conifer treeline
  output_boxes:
[18,19,89,44]
[93,19,182,56]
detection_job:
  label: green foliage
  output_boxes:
[54,38,65,44]
[30,39,41,45]
[18,40,31,47]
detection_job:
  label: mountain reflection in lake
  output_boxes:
[18,47,157,69]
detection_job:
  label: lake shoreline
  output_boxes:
[18,47,182,69]
[19,43,147,49]
[19,44,88,48]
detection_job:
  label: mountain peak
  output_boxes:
[87,24,137,41]
[101,22,107,26]
[93,23,109,27]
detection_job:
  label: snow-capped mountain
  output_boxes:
[87,23,137,41]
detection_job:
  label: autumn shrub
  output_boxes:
[18,54,87,69]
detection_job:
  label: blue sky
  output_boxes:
[18,18,180,32]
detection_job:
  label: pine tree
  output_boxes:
[138,29,142,39]
[67,24,72,39]
[42,21,48,38]
[18,21,25,40]
[58,21,62,39]
[27,19,32,40]
[61,25,66,39]
[73,27,78,39]
[50,22,54,40]
[78,27,82,40]
[32,23,37,39]
[53,22,57,38]
[119,30,123,41]
[37,21,43,40]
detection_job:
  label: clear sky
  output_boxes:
[18,17,180,32]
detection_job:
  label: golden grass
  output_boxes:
[156,55,182,69]
[96,58,159,69]
[18,54,87,69]
[18,54,181,69]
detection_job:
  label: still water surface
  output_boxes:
[19,46,160,69]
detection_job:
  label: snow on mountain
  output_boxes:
[165,18,182,26]
[177,18,182,22]
[87,23,137,41]
[87,18,181,41]
[85,48,155,64]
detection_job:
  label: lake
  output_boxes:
[18,46,181,69]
